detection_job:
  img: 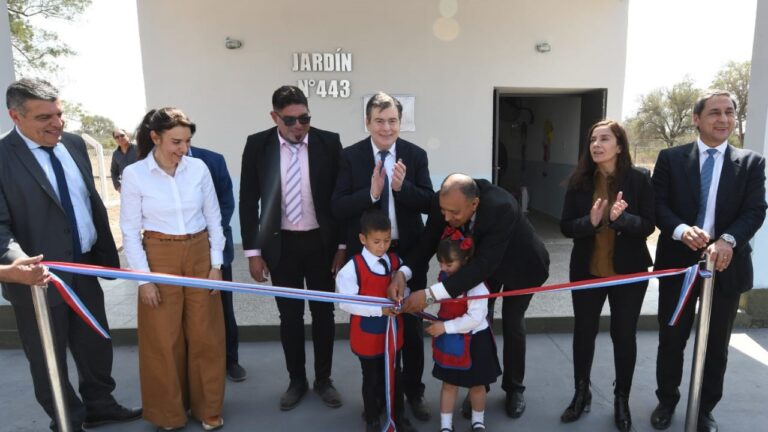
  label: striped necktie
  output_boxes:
[695,148,718,228]
[285,143,303,225]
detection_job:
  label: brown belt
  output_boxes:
[143,229,207,241]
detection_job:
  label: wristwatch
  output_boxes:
[425,288,436,305]
[720,233,737,248]
[211,264,222,270]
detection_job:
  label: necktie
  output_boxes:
[378,150,389,213]
[695,148,718,228]
[40,146,82,259]
[378,257,390,275]
[285,143,303,225]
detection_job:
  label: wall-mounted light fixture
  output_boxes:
[225,37,243,49]
[535,42,551,53]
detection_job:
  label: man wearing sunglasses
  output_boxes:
[240,85,346,411]
[109,127,138,192]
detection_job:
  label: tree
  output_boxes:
[712,60,751,147]
[627,78,702,148]
[7,0,91,73]
[77,114,116,148]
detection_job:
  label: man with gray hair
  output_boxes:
[333,91,433,428]
[391,173,550,421]
[0,78,141,431]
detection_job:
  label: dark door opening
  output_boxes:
[492,88,607,220]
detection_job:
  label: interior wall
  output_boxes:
[137,0,628,243]
[499,96,581,219]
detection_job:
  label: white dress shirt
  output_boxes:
[672,139,728,240]
[120,151,225,283]
[370,139,400,239]
[441,283,489,335]
[336,247,401,317]
[18,128,97,254]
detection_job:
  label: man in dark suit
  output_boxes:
[393,174,550,419]
[332,92,434,422]
[188,145,247,382]
[0,78,141,431]
[651,91,767,432]
[239,85,345,411]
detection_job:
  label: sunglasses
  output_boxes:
[276,113,311,126]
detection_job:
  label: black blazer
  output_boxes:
[560,167,655,282]
[239,126,342,270]
[0,130,119,306]
[404,179,549,297]
[653,142,767,294]
[331,137,433,287]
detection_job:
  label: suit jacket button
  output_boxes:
[273,231,279,236]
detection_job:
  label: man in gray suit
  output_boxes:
[0,78,141,431]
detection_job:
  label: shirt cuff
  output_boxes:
[443,320,457,334]
[338,244,346,250]
[430,282,450,300]
[399,266,413,281]
[672,224,689,241]
[244,249,261,257]
[370,193,380,203]
[210,250,224,267]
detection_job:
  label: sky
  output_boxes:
[33,0,759,129]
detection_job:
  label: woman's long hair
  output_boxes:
[567,119,633,191]
[135,107,196,160]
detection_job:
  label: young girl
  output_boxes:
[426,232,501,432]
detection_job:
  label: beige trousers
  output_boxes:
[138,233,225,427]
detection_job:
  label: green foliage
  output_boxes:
[7,0,91,73]
[78,114,117,149]
[712,60,750,147]
[626,78,702,148]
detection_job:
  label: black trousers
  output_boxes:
[389,242,425,400]
[12,267,117,431]
[488,279,533,393]
[220,264,240,365]
[270,229,335,383]
[656,274,741,414]
[570,279,647,395]
[360,352,404,422]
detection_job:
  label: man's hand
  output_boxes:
[681,226,710,251]
[331,249,346,275]
[248,256,270,282]
[705,239,733,272]
[387,270,407,302]
[590,198,609,227]
[139,282,161,308]
[0,255,49,286]
[425,321,445,337]
[391,159,406,192]
[208,267,222,295]
[609,191,627,222]
[370,159,386,200]
[401,290,427,313]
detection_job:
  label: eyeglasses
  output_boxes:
[275,113,311,126]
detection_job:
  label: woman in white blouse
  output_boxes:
[120,108,226,431]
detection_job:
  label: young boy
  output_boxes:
[336,210,416,432]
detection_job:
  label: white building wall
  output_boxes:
[136,0,629,242]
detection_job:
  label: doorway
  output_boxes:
[492,88,606,221]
